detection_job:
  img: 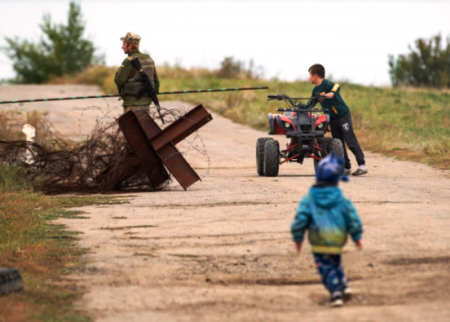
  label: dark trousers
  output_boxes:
[313,253,348,296]
[330,112,365,168]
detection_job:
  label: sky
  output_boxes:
[1,0,449,86]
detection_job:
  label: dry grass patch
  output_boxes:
[0,174,127,322]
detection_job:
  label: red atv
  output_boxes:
[256,94,344,177]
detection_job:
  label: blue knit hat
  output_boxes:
[316,151,349,183]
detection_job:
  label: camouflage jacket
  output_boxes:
[114,49,160,107]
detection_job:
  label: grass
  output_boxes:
[50,64,450,168]
[0,165,128,322]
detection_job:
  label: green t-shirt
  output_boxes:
[114,49,160,108]
[311,79,349,120]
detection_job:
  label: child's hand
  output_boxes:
[325,92,334,99]
[293,241,303,254]
[355,239,363,251]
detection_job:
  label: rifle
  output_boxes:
[129,56,165,124]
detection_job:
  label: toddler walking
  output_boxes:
[291,152,363,307]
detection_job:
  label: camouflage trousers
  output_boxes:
[124,105,150,113]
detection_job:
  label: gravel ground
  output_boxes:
[2,85,450,322]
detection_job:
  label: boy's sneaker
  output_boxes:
[352,164,368,176]
[344,168,351,175]
[343,287,353,301]
[329,294,343,308]
[352,168,368,176]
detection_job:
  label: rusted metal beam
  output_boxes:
[117,112,170,189]
[118,105,213,190]
[131,109,202,190]
[151,105,213,150]
[157,144,201,190]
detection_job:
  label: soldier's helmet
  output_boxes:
[120,32,141,47]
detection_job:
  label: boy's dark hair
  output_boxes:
[309,64,325,78]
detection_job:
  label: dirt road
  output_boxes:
[3,85,450,321]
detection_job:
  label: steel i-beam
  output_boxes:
[118,105,213,190]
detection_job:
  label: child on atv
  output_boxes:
[291,152,363,307]
[308,64,367,176]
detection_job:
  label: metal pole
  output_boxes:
[0,86,269,105]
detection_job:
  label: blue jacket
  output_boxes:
[291,186,363,254]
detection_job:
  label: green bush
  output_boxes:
[389,34,450,88]
[2,1,104,84]
[0,164,33,193]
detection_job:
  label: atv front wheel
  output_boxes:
[329,138,344,158]
[314,138,344,171]
[264,139,280,177]
[256,138,272,176]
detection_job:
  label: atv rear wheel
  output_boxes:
[256,138,272,176]
[314,138,344,171]
[329,138,344,158]
[264,139,280,177]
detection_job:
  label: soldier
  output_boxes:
[115,32,160,113]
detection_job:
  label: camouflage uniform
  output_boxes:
[114,32,160,113]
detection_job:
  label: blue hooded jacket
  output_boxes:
[291,186,363,254]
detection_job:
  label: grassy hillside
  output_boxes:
[51,66,450,169]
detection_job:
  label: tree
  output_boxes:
[2,2,104,84]
[388,34,450,88]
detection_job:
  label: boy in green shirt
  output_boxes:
[308,64,367,176]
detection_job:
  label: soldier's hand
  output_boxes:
[325,92,334,99]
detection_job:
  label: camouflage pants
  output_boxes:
[124,105,150,113]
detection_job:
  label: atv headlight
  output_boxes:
[284,122,291,128]
[317,122,324,129]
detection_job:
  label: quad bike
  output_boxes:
[256,94,344,177]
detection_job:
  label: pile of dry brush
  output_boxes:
[0,108,190,194]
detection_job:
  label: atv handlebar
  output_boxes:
[267,94,299,107]
[267,93,330,109]
[276,108,328,113]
